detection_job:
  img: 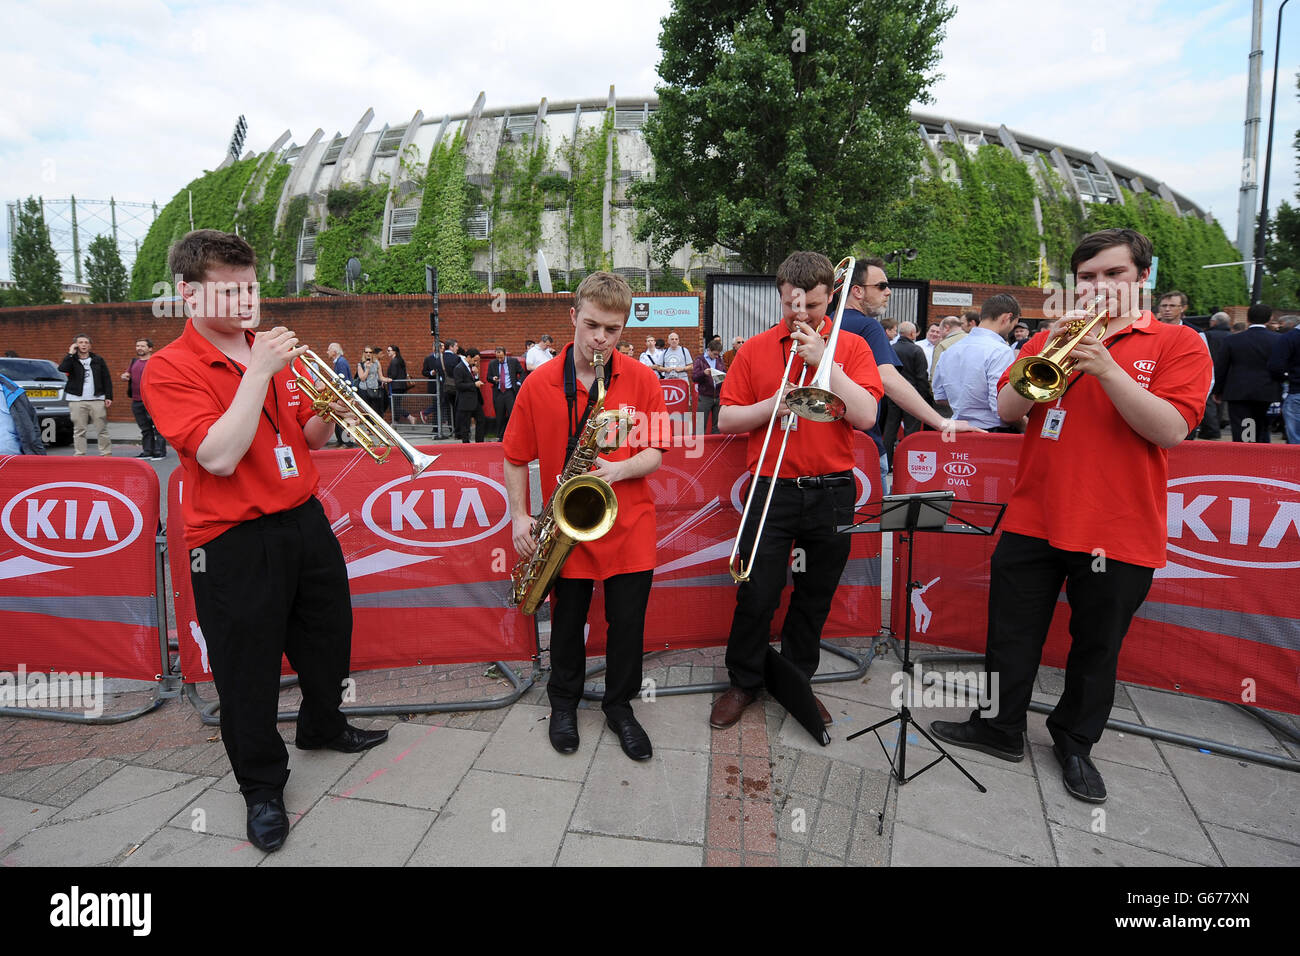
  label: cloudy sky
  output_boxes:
[2,0,1295,283]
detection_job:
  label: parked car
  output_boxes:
[0,357,71,446]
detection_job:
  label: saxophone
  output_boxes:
[509,351,629,615]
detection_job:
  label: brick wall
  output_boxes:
[0,292,704,421]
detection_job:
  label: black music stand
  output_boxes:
[841,491,1005,834]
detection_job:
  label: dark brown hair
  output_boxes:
[167,230,256,284]
[1070,228,1153,275]
[776,251,834,292]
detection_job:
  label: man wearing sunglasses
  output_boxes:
[838,258,980,488]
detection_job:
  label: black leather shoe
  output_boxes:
[549,708,579,754]
[296,725,389,753]
[929,717,1024,762]
[606,713,653,761]
[246,796,288,852]
[1055,745,1107,803]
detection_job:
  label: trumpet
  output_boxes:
[291,349,439,478]
[728,256,854,584]
[1007,295,1109,402]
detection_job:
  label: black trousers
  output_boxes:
[493,389,517,439]
[131,399,166,457]
[1228,400,1273,442]
[981,532,1153,756]
[190,498,351,804]
[725,478,854,689]
[456,398,486,442]
[548,570,653,719]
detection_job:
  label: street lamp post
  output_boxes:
[1251,0,1291,304]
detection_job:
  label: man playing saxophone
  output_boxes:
[502,272,669,761]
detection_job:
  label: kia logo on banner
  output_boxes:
[1167,474,1300,570]
[362,471,510,548]
[0,481,145,559]
[661,380,688,405]
[943,461,977,478]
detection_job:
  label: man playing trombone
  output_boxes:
[709,251,884,729]
[143,230,387,854]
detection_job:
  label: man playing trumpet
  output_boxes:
[143,230,387,853]
[931,228,1212,804]
[709,251,884,729]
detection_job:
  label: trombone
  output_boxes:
[728,256,855,584]
[291,349,439,478]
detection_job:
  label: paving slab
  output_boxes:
[1049,823,1205,866]
[1203,823,1300,867]
[329,723,488,811]
[1026,709,1166,773]
[11,757,118,807]
[409,770,580,867]
[570,744,707,845]
[1127,686,1289,755]
[893,755,1055,865]
[556,833,703,866]
[0,794,58,856]
[3,771,211,866]
[1033,743,1219,865]
[891,820,1029,866]
[1157,743,1300,846]
[122,828,261,867]
[472,704,601,781]
[628,692,711,753]
[263,797,434,866]
[169,784,284,842]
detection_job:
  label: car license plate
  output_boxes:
[26,388,58,398]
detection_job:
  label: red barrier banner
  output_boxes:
[169,445,535,680]
[891,432,1300,715]
[0,457,161,679]
[659,378,694,437]
[582,432,884,653]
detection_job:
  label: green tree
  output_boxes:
[633,0,954,272]
[1258,71,1299,309]
[10,197,63,305]
[84,234,128,302]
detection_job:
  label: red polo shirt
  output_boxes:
[503,345,670,579]
[720,318,883,477]
[997,312,1212,568]
[143,319,320,547]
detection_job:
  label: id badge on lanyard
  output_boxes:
[1041,402,1065,441]
[274,434,299,479]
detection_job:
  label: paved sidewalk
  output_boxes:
[2,641,1297,867]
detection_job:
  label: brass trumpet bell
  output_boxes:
[1007,296,1110,403]
[291,349,439,478]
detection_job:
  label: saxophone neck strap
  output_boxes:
[563,343,613,460]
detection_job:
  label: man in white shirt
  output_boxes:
[660,332,691,381]
[640,334,664,377]
[525,334,555,372]
[918,322,943,374]
[932,294,1022,432]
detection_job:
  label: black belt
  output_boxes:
[756,471,853,489]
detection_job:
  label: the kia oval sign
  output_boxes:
[1,481,145,559]
[1167,474,1300,570]
[362,470,510,549]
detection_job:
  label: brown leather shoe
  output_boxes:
[709,687,757,729]
[814,695,832,725]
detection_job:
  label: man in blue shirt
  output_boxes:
[1268,315,1300,444]
[838,258,980,488]
[932,294,1022,432]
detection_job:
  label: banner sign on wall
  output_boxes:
[891,432,1300,715]
[628,296,700,328]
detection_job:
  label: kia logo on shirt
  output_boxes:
[1166,474,1300,570]
[362,471,509,548]
[1,482,145,559]
[1133,360,1157,374]
[661,381,688,404]
[943,462,977,478]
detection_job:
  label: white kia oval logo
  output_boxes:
[1134,360,1157,373]
[662,381,688,403]
[361,470,509,549]
[1,481,145,559]
[1166,474,1300,570]
[943,462,977,478]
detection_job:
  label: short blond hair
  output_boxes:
[574,271,632,316]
